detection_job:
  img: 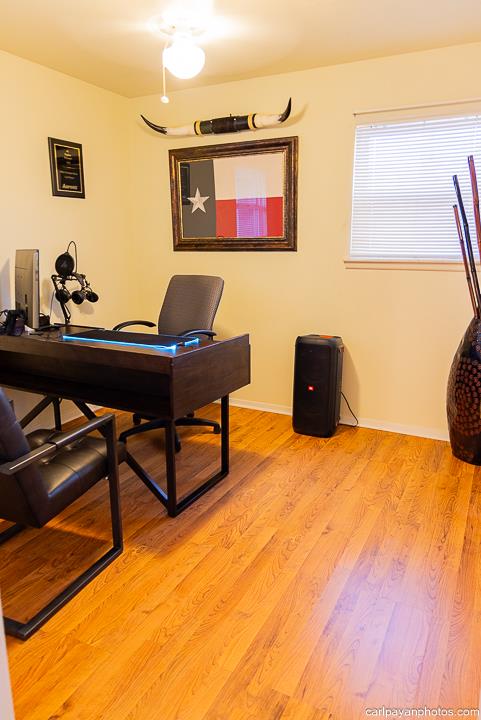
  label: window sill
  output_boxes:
[344,259,473,271]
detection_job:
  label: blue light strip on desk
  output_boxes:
[61,335,200,352]
[183,338,201,347]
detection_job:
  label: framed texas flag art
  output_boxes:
[169,136,298,251]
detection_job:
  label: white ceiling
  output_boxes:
[1,0,481,97]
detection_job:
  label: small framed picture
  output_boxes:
[48,137,85,198]
[169,136,298,251]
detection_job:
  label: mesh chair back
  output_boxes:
[157,275,224,335]
[0,389,42,526]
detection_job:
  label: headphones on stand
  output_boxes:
[51,242,99,325]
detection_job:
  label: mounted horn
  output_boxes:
[140,98,292,137]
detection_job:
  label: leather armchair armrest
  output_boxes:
[0,414,116,476]
[0,444,57,475]
[112,320,156,332]
[49,413,115,449]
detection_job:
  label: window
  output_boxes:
[350,114,481,262]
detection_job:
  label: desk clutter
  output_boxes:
[0,309,25,336]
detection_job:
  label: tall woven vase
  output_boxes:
[447,316,481,464]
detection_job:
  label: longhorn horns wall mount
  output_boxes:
[140,98,292,137]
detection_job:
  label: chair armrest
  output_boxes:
[112,320,156,332]
[181,329,216,338]
[0,414,116,476]
[0,444,57,475]
[48,413,115,449]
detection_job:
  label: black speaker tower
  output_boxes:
[292,335,344,438]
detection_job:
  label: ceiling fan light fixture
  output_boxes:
[163,34,205,79]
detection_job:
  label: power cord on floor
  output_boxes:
[341,391,359,427]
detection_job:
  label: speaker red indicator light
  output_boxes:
[307,385,314,391]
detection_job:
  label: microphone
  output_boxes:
[71,273,99,304]
[71,287,99,305]
[71,289,87,305]
[51,242,99,325]
[55,286,71,304]
[86,290,99,303]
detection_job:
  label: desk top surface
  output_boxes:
[0,325,248,358]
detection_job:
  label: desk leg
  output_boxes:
[165,421,178,517]
[221,394,229,474]
[123,395,231,518]
[53,398,62,430]
[173,394,230,515]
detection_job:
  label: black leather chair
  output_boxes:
[0,389,123,640]
[113,274,224,451]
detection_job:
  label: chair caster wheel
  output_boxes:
[175,441,181,453]
[133,414,142,426]
[213,425,221,434]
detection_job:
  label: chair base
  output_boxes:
[3,545,122,640]
[176,417,221,434]
[120,419,182,452]
[123,415,221,450]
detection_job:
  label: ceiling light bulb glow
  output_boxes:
[163,36,205,79]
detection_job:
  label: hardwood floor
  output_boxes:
[2,405,481,719]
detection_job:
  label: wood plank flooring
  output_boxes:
[2,405,481,719]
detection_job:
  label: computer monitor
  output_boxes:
[15,249,40,329]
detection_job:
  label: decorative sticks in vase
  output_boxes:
[447,155,481,463]
[453,157,481,317]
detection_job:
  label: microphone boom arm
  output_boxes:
[51,247,99,325]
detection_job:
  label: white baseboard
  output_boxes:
[228,397,292,416]
[226,397,449,442]
[342,416,449,441]
[68,396,447,443]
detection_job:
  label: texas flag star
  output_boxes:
[188,187,209,213]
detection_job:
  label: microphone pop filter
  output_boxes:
[55,252,75,278]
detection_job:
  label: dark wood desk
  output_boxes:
[0,326,250,516]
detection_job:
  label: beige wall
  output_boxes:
[3,41,481,438]
[128,41,481,439]
[0,50,143,422]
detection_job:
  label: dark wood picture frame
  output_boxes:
[48,137,85,198]
[169,136,298,251]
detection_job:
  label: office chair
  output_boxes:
[112,274,224,451]
[0,389,123,639]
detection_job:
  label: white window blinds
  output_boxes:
[350,114,481,261]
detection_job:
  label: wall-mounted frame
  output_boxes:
[169,136,298,251]
[48,137,85,198]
